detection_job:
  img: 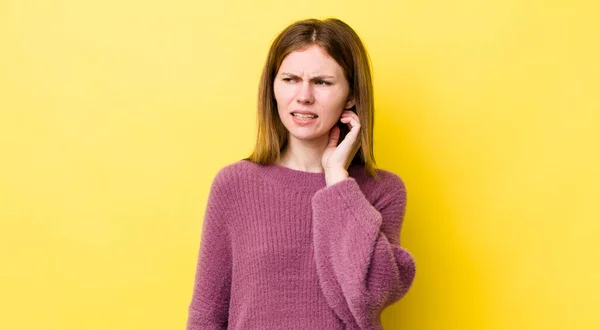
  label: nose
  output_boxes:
[296,81,314,104]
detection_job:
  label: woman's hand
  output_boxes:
[321,110,361,186]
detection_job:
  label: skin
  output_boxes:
[273,44,362,186]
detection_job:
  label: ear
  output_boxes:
[344,95,356,110]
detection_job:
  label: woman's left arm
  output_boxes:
[311,174,416,329]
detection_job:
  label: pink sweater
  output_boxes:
[186,159,416,329]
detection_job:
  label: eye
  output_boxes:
[282,77,297,83]
[316,80,332,85]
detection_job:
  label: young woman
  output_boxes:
[186,18,416,330]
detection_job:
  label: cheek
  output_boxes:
[318,89,348,109]
[274,84,294,106]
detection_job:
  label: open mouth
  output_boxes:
[291,113,318,119]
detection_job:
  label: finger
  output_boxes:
[341,117,360,130]
[347,118,361,133]
[340,117,353,128]
[327,125,340,148]
[341,111,360,123]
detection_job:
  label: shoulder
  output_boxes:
[351,165,406,197]
[362,168,408,219]
[203,160,252,220]
[373,168,407,196]
[210,159,256,191]
[348,165,407,211]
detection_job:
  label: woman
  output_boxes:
[186,18,416,330]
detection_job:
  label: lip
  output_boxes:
[291,110,318,116]
[291,113,317,126]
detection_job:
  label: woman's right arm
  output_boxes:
[186,171,232,330]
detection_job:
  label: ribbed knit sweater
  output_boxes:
[186,159,416,329]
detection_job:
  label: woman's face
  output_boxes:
[273,44,355,142]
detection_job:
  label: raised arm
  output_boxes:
[311,174,416,329]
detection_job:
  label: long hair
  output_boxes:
[245,18,379,179]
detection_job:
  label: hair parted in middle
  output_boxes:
[245,18,379,179]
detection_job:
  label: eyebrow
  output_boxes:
[280,72,336,80]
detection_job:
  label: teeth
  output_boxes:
[293,113,317,119]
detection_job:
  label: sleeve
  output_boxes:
[311,174,416,329]
[186,171,232,330]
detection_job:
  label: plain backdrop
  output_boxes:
[1,0,598,329]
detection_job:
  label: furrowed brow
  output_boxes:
[279,72,335,80]
[311,75,335,79]
[280,72,300,78]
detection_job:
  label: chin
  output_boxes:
[282,118,335,141]
[288,130,328,142]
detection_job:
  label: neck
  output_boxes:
[277,135,329,173]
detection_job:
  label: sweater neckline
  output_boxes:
[241,159,364,192]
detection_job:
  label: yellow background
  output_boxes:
[1,0,598,329]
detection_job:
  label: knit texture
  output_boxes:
[186,159,416,329]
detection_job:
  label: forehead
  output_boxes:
[278,45,343,75]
